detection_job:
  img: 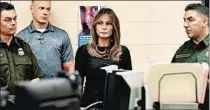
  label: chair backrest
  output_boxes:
[146,63,208,104]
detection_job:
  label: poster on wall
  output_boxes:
[78,6,104,47]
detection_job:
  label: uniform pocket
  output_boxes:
[0,56,9,65]
[0,56,9,87]
[14,55,32,79]
[15,55,32,65]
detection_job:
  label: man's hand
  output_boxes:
[63,61,75,75]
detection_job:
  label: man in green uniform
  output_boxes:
[171,3,209,110]
[0,2,44,94]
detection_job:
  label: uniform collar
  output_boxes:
[190,34,209,49]
[28,21,55,33]
[11,37,21,47]
[0,36,21,47]
[203,34,209,47]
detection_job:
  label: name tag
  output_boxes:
[175,54,190,59]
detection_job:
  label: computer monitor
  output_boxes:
[103,70,145,110]
[14,77,82,110]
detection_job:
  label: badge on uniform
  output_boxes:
[175,53,190,59]
[18,48,25,56]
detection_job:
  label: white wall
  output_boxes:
[11,0,201,72]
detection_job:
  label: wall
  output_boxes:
[11,0,201,73]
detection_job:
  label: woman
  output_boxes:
[75,8,132,108]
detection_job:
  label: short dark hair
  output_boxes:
[0,2,15,15]
[185,3,209,17]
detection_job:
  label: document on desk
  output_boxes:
[100,65,119,73]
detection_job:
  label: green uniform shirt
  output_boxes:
[172,35,209,110]
[0,36,44,94]
[172,35,209,64]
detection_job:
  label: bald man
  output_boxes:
[17,0,75,77]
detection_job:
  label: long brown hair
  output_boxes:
[87,8,122,61]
